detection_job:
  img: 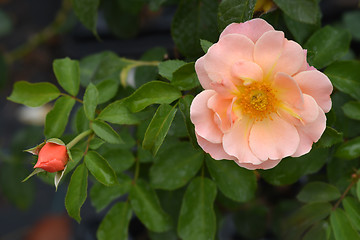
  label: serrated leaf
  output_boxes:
[73,0,99,36]
[91,120,123,144]
[158,60,187,81]
[65,163,88,223]
[330,208,360,240]
[342,197,360,231]
[305,26,351,69]
[143,104,178,155]
[97,202,132,240]
[335,136,360,160]
[200,39,213,53]
[130,179,172,232]
[171,62,199,90]
[178,177,217,240]
[44,96,75,138]
[83,83,98,120]
[124,81,182,112]
[296,181,341,203]
[342,101,360,120]
[150,142,203,190]
[273,0,320,25]
[84,151,118,186]
[206,156,257,202]
[218,0,256,31]
[316,127,343,148]
[8,81,60,107]
[53,57,80,96]
[96,79,118,104]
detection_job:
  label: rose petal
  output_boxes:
[236,159,281,170]
[195,56,212,90]
[190,90,223,143]
[249,113,300,160]
[274,40,305,76]
[207,94,233,132]
[220,18,274,43]
[273,72,304,109]
[222,118,263,164]
[231,60,264,85]
[196,134,236,160]
[293,70,333,113]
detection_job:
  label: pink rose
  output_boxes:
[190,18,333,170]
[34,142,69,172]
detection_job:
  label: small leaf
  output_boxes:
[305,26,351,69]
[54,166,67,191]
[171,62,199,90]
[158,60,187,81]
[150,142,204,190]
[53,57,80,96]
[124,81,182,112]
[178,177,217,240]
[296,181,341,203]
[273,0,320,24]
[130,179,172,232]
[342,197,360,231]
[218,0,256,31]
[84,151,118,186]
[91,120,123,144]
[73,0,99,36]
[342,101,360,120]
[96,79,118,104]
[89,137,104,150]
[97,202,132,240]
[102,148,135,173]
[83,83,99,120]
[97,100,142,125]
[303,221,330,240]
[283,14,320,44]
[22,168,45,182]
[335,136,360,160]
[330,208,360,240]
[143,104,178,155]
[343,10,360,41]
[8,81,60,107]
[179,95,198,147]
[44,96,75,138]
[316,127,343,148]
[65,163,88,223]
[206,156,257,202]
[200,39,213,53]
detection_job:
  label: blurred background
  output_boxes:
[0,0,359,239]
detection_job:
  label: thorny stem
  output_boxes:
[332,172,360,210]
[67,129,93,149]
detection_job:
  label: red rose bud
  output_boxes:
[34,142,69,173]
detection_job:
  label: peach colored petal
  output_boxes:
[231,60,264,85]
[273,72,304,109]
[220,18,274,43]
[254,30,284,77]
[195,56,212,90]
[222,118,263,164]
[204,34,254,83]
[249,113,300,160]
[207,94,232,132]
[190,90,223,143]
[298,50,310,73]
[274,40,305,76]
[236,159,281,170]
[196,134,236,160]
[292,107,326,157]
[293,70,333,113]
[210,77,238,98]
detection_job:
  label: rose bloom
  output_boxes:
[34,142,69,172]
[190,18,333,170]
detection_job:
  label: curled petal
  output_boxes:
[207,94,233,132]
[236,159,281,170]
[196,134,236,160]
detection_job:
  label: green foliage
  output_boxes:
[178,95,198,146]
[316,127,343,148]
[73,0,99,36]
[97,100,142,125]
[158,60,187,81]
[283,13,320,44]
[200,39,213,53]
[218,0,256,31]
[335,137,360,160]
[273,0,320,25]
[330,208,360,240]
[84,151,118,186]
[296,182,341,203]
[8,81,60,107]
[91,120,123,144]
[343,10,360,41]
[342,101,360,120]
[95,79,118,104]
[342,197,360,231]
[83,83,99,120]
[171,63,200,90]
[53,57,80,96]
[303,221,330,240]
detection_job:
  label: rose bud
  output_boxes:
[33,142,69,173]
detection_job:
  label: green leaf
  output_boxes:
[150,142,204,190]
[343,10,360,41]
[75,106,89,133]
[143,104,178,155]
[91,120,123,144]
[83,83,99,120]
[325,61,360,100]
[53,57,80,96]
[65,163,88,223]
[342,101,360,120]
[303,221,330,240]
[130,179,172,232]
[316,127,343,148]
[296,181,341,203]
[178,177,217,240]
[283,202,332,240]
[73,0,99,36]
[261,148,328,186]
[84,151,118,186]
[273,0,320,24]
[44,96,75,138]
[102,148,135,173]
[124,81,182,112]
[283,14,320,44]
[97,100,142,125]
[305,26,351,69]
[342,197,360,231]
[8,81,60,107]
[172,0,219,58]
[97,202,132,240]
[206,156,257,202]
[330,208,360,240]
[179,95,198,147]
[158,60,187,81]
[96,79,118,104]
[218,0,256,31]
[171,62,199,90]
[89,137,104,150]
[357,181,360,201]
[335,136,360,160]
[200,39,213,53]
[90,174,131,212]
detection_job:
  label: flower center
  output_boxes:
[235,81,278,120]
